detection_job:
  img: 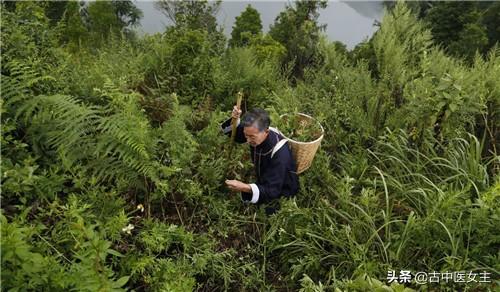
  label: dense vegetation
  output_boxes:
[1,1,499,291]
[385,1,500,62]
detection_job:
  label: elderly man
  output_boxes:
[221,106,299,214]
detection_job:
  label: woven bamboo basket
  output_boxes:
[275,113,324,174]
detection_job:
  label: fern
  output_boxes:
[373,1,434,86]
[2,60,55,108]
[4,62,159,185]
[94,80,159,182]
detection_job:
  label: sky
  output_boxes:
[134,0,385,49]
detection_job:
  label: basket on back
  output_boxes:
[273,113,324,174]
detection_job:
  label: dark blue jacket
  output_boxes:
[221,118,299,204]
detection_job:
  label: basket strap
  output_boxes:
[269,127,282,135]
[271,139,288,159]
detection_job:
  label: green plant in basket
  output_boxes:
[277,113,322,142]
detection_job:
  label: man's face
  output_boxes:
[244,126,269,147]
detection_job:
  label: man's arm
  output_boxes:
[220,118,247,143]
[225,179,251,193]
[220,106,247,144]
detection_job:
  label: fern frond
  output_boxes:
[2,60,55,108]
[14,93,158,184]
[95,109,158,180]
[20,94,99,140]
[3,60,160,185]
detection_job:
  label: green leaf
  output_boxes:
[107,248,124,257]
[442,92,451,100]
[114,276,130,288]
[437,101,446,109]
[436,82,449,91]
[449,103,458,112]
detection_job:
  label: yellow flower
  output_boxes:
[137,204,144,212]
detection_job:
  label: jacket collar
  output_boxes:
[254,130,279,152]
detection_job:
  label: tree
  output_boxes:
[0,1,60,63]
[269,0,327,80]
[83,0,142,46]
[482,1,500,48]
[449,22,489,61]
[112,0,142,27]
[155,0,226,57]
[229,5,262,47]
[387,1,499,61]
[248,34,286,63]
[2,1,142,50]
[383,1,432,18]
[57,1,88,51]
[423,2,490,61]
[86,1,123,43]
[45,1,71,25]
[331,41,348,56]
[155,0,220,33]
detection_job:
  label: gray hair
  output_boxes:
[241,108,270,132]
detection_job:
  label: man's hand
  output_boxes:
[231,105,242,119]
[225,179,251,193]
